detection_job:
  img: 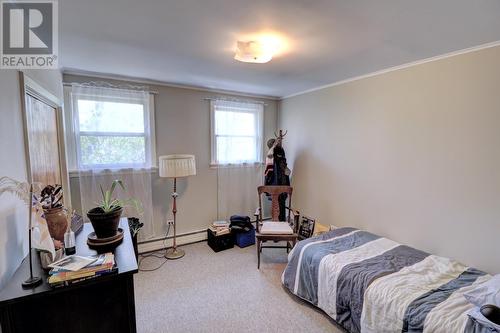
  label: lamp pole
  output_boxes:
[165,177,184,259]
[172,178,178,251]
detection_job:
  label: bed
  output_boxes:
[282,227,495,333]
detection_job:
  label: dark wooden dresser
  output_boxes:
[0,219,138,333]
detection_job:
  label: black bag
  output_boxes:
[230,215,250,223]
[230,215,253,233]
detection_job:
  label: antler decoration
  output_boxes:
[274,130,288,139]
[274,130,288,146]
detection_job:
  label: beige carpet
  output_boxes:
[134,241,345,333]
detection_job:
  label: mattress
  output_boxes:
[282,227,493,333]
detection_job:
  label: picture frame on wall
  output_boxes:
[298,216,316,240]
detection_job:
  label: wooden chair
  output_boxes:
[255,185,298,269]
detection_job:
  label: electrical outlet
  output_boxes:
[167,220,175,226]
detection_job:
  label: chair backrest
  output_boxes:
[257,185,293,222]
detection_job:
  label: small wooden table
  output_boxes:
[0,219,138,333]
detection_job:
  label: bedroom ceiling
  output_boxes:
[60,0,500,98]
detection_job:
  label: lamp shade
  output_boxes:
[158,155,196,178]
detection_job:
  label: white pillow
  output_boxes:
[464,274,500,307]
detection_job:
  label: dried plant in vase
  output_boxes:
[0,176,39,205]
[0,176,56,287]
[40,184,67,241]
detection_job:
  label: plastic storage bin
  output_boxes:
[207,229,234,252]
[234,227,255,248]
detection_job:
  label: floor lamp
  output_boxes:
[159,155,196,259]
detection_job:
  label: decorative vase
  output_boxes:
[87,206,123,238]
[44,207,68,241]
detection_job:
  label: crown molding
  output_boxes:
[62,68,280,101]
[282,40,500,100]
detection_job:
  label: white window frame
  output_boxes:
[210,100,264,166]
[68,90,156,171]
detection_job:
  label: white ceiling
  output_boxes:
[60,0,500,98]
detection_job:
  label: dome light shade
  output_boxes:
[234,40,273,63]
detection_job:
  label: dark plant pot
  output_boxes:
[87,206,123,238]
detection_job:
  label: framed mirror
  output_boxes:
[19,72,71,207]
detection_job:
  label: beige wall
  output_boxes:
[279,45,500,274]
[63,74,278,238]
[0,69,63,289]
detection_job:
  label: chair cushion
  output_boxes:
[260,222,293,235]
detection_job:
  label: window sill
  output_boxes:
[69,167,158,178]
[209,162,264,169]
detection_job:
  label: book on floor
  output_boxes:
[208,225,231,236]
[212,221,230,227]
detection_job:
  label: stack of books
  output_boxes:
[208,221,231,236]
[48,253,116,288]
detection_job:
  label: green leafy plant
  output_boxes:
[97,179,142,214]
[128,217,144,238]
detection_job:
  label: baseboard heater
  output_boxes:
[137,229,207,254]
[137,217,267,254]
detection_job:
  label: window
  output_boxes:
[70,89,155,170]
[210,100,264,165]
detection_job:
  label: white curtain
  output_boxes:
[217,165,264,221]
[211,99,265,221]
[76,169,155,240]
[68,83,156,241]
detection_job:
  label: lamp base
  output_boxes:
[22,276,42,288]
[165,247,185,260]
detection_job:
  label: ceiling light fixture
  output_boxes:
[234,40,272,63]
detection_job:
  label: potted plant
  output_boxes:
[40,184,67,241]
[87,180,141,238]
[128,217,144,260]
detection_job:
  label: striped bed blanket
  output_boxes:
[282,227,493,333]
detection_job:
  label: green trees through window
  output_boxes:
[76,98,148,168]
